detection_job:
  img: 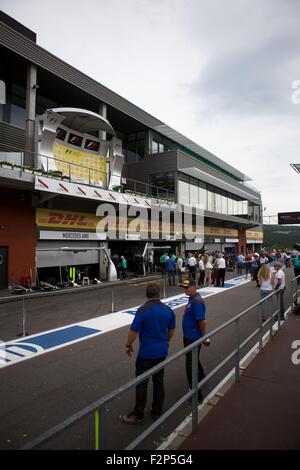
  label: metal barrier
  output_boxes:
[20,274,300,450]
[0,276,169,337]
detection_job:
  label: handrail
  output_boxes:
[20,274,300,450]
[0,142,175,202]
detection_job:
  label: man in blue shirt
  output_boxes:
[180,279,209,402]
[165,253,176,286]
[121,282,176,424]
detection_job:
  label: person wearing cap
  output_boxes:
[180,279,209,402]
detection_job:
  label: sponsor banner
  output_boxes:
[225,238,239,243]
[246,230,263,240]
[34,176,153,208]
[36,208,193,239]
[36,208,98,230]
[52,141,108,187]
[39,230,100,240]
[205,227,238,237]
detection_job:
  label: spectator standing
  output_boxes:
[273,262,286,320]
[160,253,168,276]
[204,256,213,286]
[120,255,127,279]
[148,252,154,273]
[180,279,210,402]
[258,263,273,321]
[236,253,245,276]
[216,254,226,287]
[120,282,176,424]
[252,253,261,287]
[198,256,205,286]
[176,254,184,284]
[166,254,176,286]
[188,253,197,281]
[245,254,253,280]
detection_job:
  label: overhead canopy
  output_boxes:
[49,107,116,135]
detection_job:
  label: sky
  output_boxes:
[2,0,300,217]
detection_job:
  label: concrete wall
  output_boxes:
[0,188,36,286]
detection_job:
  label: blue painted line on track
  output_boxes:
[21,325,100,350]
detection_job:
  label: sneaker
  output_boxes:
[120,412,143,425]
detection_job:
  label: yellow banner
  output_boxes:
[53,142,108,186]
[36,208,99,230]
[246,230,263,239]
[204,227,238,237]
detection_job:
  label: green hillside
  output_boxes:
[263,225,300,250]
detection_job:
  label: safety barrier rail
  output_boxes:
[0,276,170,339]
[19,274,300,450]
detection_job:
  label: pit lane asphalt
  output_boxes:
[0,269,294,450]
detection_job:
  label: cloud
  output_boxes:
[184,0,300,116]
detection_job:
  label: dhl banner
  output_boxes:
[53,142,108,187]
[36,209,257,240]
[36,208,98,230]
[36,209,151,235]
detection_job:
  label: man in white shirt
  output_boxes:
[216,254,226,287]
[188,254,197,281]
[273,262,286,320]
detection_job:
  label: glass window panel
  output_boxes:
[126,141,137,163]
[207,191,215,212]
[151,141,159,154]
[233,199,238,215]
[178,180,190,205]
[150,172,175,192]
[221,195,228,214]
[10,104,26,128]
[159,143,164,153]
[136,140,144,160]
[199,187,206,210]
[190,184,198,207]
[228,197,233,215]
[215,193,222,213]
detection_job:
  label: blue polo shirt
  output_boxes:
[182,293,206,341]
[131,299,176,359]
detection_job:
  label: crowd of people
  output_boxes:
[112,248,300,289]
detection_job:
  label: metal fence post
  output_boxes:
[111,287,115,313]
[258,301,263,352]
[191,346,198,432]
[269,295,274,341]
[234,318,240,383]
[163,278,166,299]
[18,296,28,337]
[95,408,101,450]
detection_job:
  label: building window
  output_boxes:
[150,172,175,193]
[125,131,145,163]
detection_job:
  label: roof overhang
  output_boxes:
[180,167,260,202]
[49,107,116,135]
